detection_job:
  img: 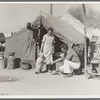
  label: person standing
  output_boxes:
[40,27,55,72]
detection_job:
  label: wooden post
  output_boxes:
[38,27,41,48]
[50,4,53,15]
[83,4,87,76]
[36,16,42,58]
[34,37,37,61]
[36,26,41,58]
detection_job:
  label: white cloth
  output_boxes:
[2,43,5,47]
[36,57,45,71]
[0,43,2,47]
[60,59,80,73]
[42,34,55,64]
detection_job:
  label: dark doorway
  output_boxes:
[38,26,47,49]
[39,26,63,53]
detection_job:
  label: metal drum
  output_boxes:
[7,52,15,69]
[0,52,5,69]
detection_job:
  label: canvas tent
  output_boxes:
[91,28,100,37]
[61,12,92,39]
[5,12,85,67]
[87,28,100,42]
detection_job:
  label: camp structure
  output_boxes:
[91,28,100,37]
[88,28,100,59]
[61,12,92,39]
[5,12,85,68]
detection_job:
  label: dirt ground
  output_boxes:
[0,62,100,98]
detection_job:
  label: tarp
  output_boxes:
[37,12,85,44]
[61,12,92,39]
[5,12,85,61]
[5,28,35,61]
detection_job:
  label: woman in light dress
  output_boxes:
[40,27,55,72]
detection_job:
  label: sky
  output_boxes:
[0,3,100,36]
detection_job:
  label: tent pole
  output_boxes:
[83,4,87,76]
[34,38,37,61]
[34,29,37,61]
[50,4,53,15]
[38,28,41,48]
[37,16,42,53]
[37,25,41,55]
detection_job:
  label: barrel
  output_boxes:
[7,56,15,69]
[7,52,15,69]
[0,52,5,69]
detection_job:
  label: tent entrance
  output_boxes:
[38,27,47,49]
[37,27,64,56]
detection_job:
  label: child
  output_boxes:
[35,52,46,74]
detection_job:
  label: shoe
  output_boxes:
[48,70,52,73]
[43,65,49,73]
[52,71,58,75]
[35,70,40,74]
[56,70,63,75]
[92,69,98,73]
[64,73,73,78]
[43,69,48,73]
